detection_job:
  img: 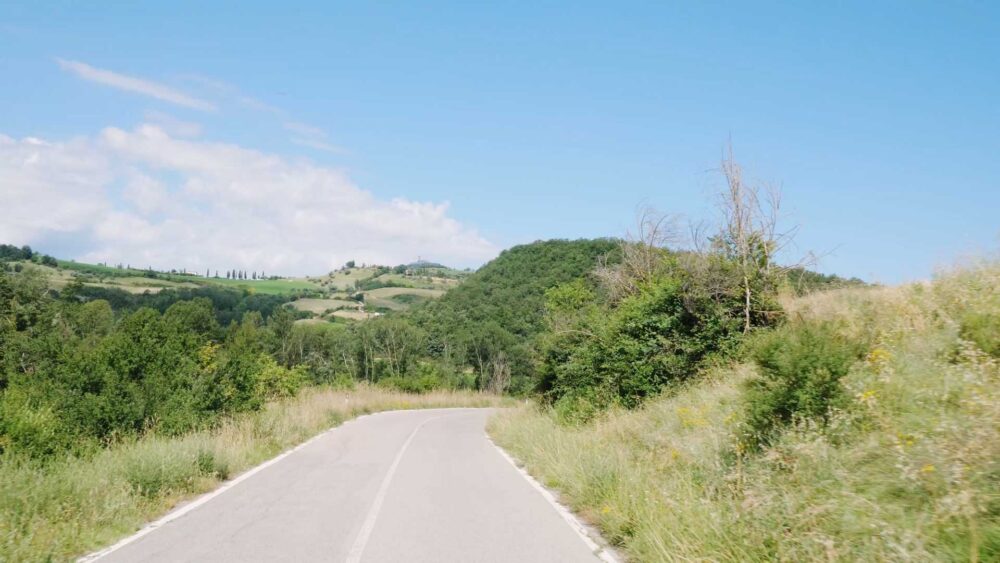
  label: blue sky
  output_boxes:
[1,2,997,281]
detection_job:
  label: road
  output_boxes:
[88,408,611,563]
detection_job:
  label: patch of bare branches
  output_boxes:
[595,207,681,303]
[596,143,813,331]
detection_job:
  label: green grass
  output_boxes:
[489,262,1000,562]
[363,287,446,312]
[56,260,151,278]
[206,276,322,295]
[0,385,511,562]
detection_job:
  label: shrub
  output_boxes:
[541,275,746,414]
[255,355,307,399]
[329,372,357,390]
[378,371,441,394]
[552,388,610,425]
[742,321,869,447]
[0,389,73,458]
[960,311,1000,357]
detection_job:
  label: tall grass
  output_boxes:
[490,263,1000,562]
[0,385,509,562]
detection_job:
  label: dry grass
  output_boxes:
[333,309,376,321]
[364,287,445,299]
[0,385,509,562]
[490,262,1000,562]
[288,297,356,314]
[18,262,198,294]
[316,267,380,290]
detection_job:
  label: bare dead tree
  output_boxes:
[486,350,512,394]
[595,206,681,302]
[716,144,810,331]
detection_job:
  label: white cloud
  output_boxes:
[290,137,348,155]
[284,122,346,154]
[0,134,112,243]
[56,59,216,111]
[0,126,496,273]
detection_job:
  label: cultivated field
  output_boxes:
[21,263,200,294]
[333,309,377,321]
[364,287,445,299]
[205,277,322,295]
[310,267,380,291]
[288,298,356,315]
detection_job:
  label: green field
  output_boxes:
[364,287,445,311]
[205,277,322,295]
[32,259,324,296]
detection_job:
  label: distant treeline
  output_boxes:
[0,244,57,267]
[73,285,299,327]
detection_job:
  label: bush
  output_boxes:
[378,367,442,394]
[541,275,746,414]
[743,321,869,447]
[552,388,610,425]
[329,372,357,390]
[0,389,74,458]
[960,311,1000,357]
[255,355,307,399]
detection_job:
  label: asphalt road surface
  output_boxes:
[88,408,609,562]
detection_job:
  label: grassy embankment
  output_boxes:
[490,263,999,562]
[1,386,510,562]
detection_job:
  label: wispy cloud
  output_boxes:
[56,59,216,111]
[59,62,348,157]
[143,110,203,137]
[284,121,346,154]
[284,121,326,137]
[290,137,348,155]
[238,95,284,115]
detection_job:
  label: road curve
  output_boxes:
[89,408,607,562]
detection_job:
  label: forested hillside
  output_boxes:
[410,238,620,392]
[414,239,619,338]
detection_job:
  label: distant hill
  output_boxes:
[287,261,470,322]
[413,238,620,339]
[0,247,467,318]
[406,260,448,269]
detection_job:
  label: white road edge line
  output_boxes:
[487,435,622,563]
[345,415,442,563]
[77,408,474,562]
